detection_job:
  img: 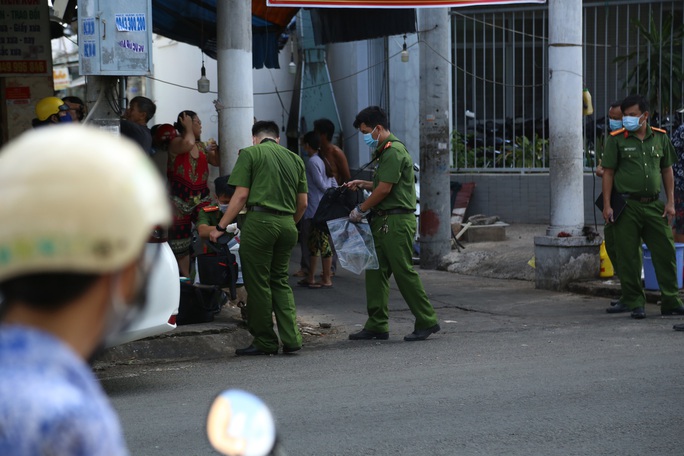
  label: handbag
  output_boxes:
[312,156,381,232]
[177,282,226,325]
[312,187,364,232]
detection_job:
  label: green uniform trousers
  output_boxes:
[239,212,302,352]
[613,199,683,310]
[364,213,439,333]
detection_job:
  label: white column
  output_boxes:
[217,0,254,175]
[547,0,584,236]
[418,8,452,268]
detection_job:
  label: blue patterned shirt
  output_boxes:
[0,325,129,456]
[672,124,684,193]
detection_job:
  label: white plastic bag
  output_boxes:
[326,217,379,274]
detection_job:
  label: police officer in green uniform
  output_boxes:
[197,175,240,242]
[596,100,631,313]
[601,94,684,319]
[210,121,308,355]
[346,106,440,341]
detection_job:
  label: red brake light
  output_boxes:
[167,314,177,326]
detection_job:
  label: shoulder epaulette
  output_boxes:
[383,141,393,150]
[610,128,626,136]
[652,126,667,134]
[203,206,219,212]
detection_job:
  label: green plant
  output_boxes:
[451,130,549,170]
[613,12,684,114]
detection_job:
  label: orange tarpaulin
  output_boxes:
[253,3,299,26]
[267,0,545,6]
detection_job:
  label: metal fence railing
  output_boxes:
[451,0,684,173]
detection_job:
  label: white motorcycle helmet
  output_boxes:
[0,125,170,287]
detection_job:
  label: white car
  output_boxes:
[108,230,180,347]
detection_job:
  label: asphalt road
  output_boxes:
[99,264,684,456]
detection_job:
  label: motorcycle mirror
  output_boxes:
[206,389,278,456]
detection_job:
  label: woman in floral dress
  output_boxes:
[168,110,220,276]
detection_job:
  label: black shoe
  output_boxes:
[348,329,389,340]
[606,301,629,313]
[673,324,684,331]
[404,324,441,342]
[630,307,646,319]
[235,345,277,356]
[661,306,684,316]
[282,345,302,354]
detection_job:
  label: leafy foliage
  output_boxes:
[613,12,684,114]
[452,130,548,170]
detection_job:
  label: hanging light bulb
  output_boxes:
[197,53,210,93]
[401,34,409,63]
[288,40,297,75]
[288,55,296,75]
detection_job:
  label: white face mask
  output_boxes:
[219,203,229,213]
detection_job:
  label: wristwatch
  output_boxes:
[356,204,370,215]
[215,224,227,232]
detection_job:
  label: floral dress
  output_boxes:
[168,143,211,255]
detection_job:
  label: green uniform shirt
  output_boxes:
[372,133,416,211]
[602,126,676,197]
[196,206,222,227]
[229,140,307,213]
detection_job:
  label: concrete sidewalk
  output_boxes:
[93,224,676,368]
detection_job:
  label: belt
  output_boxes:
[620,193,659,203]
[248,206,291,216]
[372,208,415,217]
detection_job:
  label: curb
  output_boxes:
[94,308,251,369]
[567,278,681,303]
[93,306,338,369]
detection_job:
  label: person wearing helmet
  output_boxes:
[0,125,170,455]
[31,96,73,127]
[152,123,178,149]
[62,95,87,122]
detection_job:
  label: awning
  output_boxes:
[151,0,299,69]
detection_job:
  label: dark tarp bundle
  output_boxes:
[309,8,416,45]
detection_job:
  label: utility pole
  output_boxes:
[533,0,600,291]
[418,8,452,269]
[217,0,254,175]
[546,0,584,236]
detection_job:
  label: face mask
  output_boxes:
[622,114,643,132]
[609,119,623,131]
[363,127,378,148]
[59,112,73,123]
[219,203,229,213]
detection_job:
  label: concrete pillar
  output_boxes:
[534,0,600,291]
[546,0,584,237]
[217,0,254,175]
[418,8,452,269]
